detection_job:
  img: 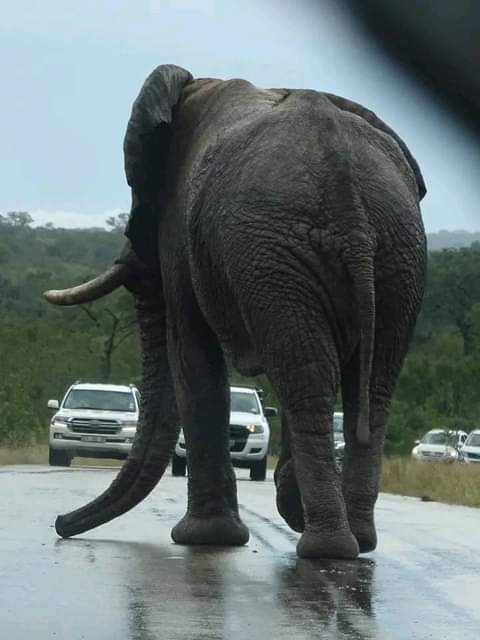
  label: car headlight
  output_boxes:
[412,446,419,455]
[52,415,69,426]
[246,424,264,434]
[121,420,138,428]
[448,448,458,458]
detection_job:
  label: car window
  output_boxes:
[421,432,454,445]
[63,389,136,412]
[466,434,480,447]
[230,391,260,414]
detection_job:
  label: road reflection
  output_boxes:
[276,558,378,639]
[115,539,379,640]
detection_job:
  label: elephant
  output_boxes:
[44,64,427,559]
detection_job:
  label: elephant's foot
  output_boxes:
[347,514,377,553]
[343,492,378,553]
[274,458,304,533]
[171,511,249,546]
[296,527,359,560]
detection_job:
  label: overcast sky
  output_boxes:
[1,0,479,232]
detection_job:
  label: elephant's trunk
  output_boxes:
[55,296,179,538]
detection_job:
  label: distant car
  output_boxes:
[333,412,345,467]
[460,430,480,464]
[172,386,277,481]
[47,382,140,466]
[411,429,468,463]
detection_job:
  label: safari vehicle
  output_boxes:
[333,411,345,468]
[172,386,277,481]
[47,382,140,467]
[411,429,468,463]
[460,430,480,464]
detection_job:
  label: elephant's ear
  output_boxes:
[325,93,427,201]
[122,64,194,267]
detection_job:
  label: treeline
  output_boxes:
[1,213,480,454]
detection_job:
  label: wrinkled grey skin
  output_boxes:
[48,64,427,559]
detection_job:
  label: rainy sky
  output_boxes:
[1,0,479,232]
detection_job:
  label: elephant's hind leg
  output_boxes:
[166,294,249,547]
[341,273,425,553]
[274,413,304,533]
[265,312,359,560]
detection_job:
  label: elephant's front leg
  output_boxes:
[167,311,249,546]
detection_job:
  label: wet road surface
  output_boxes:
[1,465,479,640]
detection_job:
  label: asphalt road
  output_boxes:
[1,465,479,640]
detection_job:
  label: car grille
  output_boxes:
[421,451,445,458]
[229,425,249,439]
[68,418,121,435]
[177,425,251,453]
[230,441,246,452]
[465,451,480,460]
[229,425,249,453]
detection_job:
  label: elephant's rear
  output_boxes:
[187,87,426,362]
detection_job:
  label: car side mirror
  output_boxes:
[48,399,59,410]
[264,407,278,418]
[414,439,420,445]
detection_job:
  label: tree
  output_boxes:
[106,212,129,232]
[5,211,33,227]
[79,293,138,383]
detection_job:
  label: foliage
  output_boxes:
[1,214,480,455]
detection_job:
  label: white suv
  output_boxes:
[411,429,468,463]
[172,386,277,481]
[461,430,480,464]
[47,382,140,466]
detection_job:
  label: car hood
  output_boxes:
[462,445,480,455]
[229,411,264,425]
[55,409,137,422]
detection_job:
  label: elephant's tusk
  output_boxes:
[44,264,130,306]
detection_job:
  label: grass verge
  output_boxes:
[0,445,121,467]
[1,449,479,508]
[381,457,480,508]
[0,445,48,465]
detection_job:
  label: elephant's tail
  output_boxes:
[346,249,376,445]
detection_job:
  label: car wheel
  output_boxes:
[171,453,187,476]
[49,448,72,467]
[250,456,267,481]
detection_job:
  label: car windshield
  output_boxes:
[230,391,260,414]
[63,389,136,412]
[421,431,455,446]
[466,434,480,447]
[333,415,343,432]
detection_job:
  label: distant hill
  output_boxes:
[427,230,480,251]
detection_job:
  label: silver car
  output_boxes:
[48,383,140,466]
[411,429,468,463]
[461,430,480,464]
